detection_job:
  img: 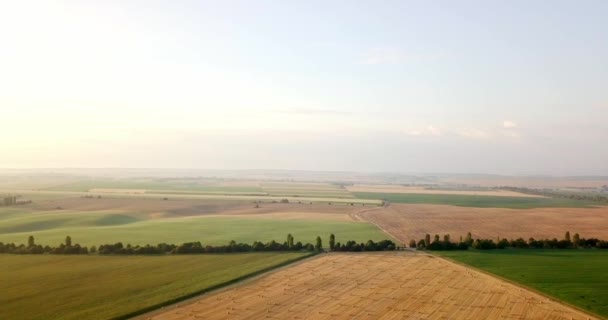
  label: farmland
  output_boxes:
[0,253,310,320]
[43,179,266,193]
[354,192,598,208]
[0,199,388,246]
[439,250,608,318]
[355,203,608,241]
[142,252,597,320]
[346,184,543,197]
[3,174,608,320]
[4,188,381,206]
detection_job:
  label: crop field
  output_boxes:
[438,176,608,189]
[0,253,310,320]
[346,184,542,197]
[260,182,353,198]
[355,204,608,241]
[33,178,357,199]
[354,192,597,208]
[42,179,266,193]
[439,250,608,318]
[3,188,382,205]
[142,252,597,320]
[0,199,387,246]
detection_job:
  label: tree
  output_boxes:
[424,234,431,248]
[409,239,417,248]
[315,236,323,251]
[573,233,580,247]
[27,235,35,248]
[433,234,440,243]
[65,236,72,247]
[287,234,294,249]
[329,234,335,251]
[443,234,450,243]
[565,231,571,243]
[464,232,473,245]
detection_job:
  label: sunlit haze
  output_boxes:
[1,1,607,175]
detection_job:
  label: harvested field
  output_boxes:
[89,188,147,194]
[346,184,542,197]
[141,252,597,320]
[355,204,608,242]
[439,176,608,188]
[261,182,353,198]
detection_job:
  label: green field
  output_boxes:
[438,250,608,318]
[354,192,598,208]
[0,253,310,320]
[0,209,387,246]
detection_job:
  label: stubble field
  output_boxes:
[355,203,608,242]
[141,252,597,320]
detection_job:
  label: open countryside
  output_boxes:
[141,252,599,320]
[2,174,608,320]
[3,1,608,319]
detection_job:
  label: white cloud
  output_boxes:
[427,125,442,136]
[454,128,489,139]
[407,130,422,136]
[503,120,518,129]
[405,125,442,137]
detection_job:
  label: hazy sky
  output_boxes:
[1,1,607,175]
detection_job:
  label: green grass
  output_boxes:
[438,250,608,318]
[354,192,598,208]
[0,210,144,234]
[0,253,310,320]
[0,210,388,246]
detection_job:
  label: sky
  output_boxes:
[1,0,607,175]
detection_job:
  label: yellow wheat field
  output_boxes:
[141,252,597,320]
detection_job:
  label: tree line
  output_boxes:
[0,234,396,255]
[1,195,18,206]
[1,195,31,206]
[500,186,608,203]
[410,231,608,251]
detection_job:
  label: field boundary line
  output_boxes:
[127,252,322,320]
[351,206,405,246]
[436,253,606,320]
